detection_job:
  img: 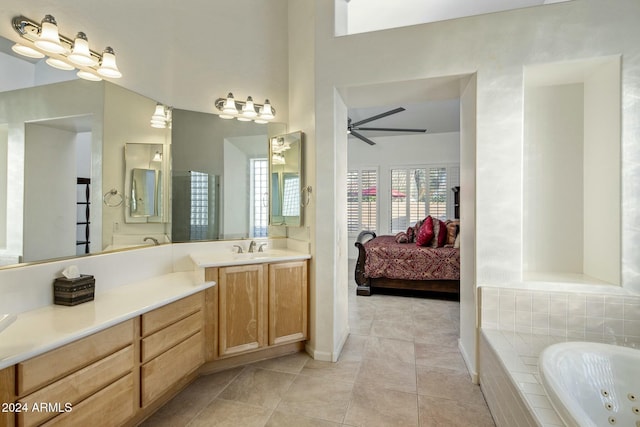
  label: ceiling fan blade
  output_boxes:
[354,127,427,133]
[350,107,406,127]
[350,130,376,145]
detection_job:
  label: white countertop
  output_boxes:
[190,248,311,268]
[0,271,215,370]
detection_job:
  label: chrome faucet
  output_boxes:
[248,240,257,253]
[258,243,268,252]
[233,244,243,253]
[143,237,159,245]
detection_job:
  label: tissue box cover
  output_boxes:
[53,274,95,306]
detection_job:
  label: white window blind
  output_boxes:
[348,168,378,233]
[390,166,457,233]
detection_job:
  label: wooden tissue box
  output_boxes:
[53,274,95,306]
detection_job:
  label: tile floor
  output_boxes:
[141,270,495,426]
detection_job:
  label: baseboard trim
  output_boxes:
[459,338,479,384]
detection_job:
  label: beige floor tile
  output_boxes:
[219,367,296,409]
[374,306,414,323]
[371,319,415,341]
[416,365,487,407]
[189,399,273,427]
[266,410,342,426]
[344,384,419,427]
[355,358,417,393]
[414,342,467,372]
[418,394,495,427]
[339,333,369,361]
[349,317,374,335]
[362,336,415,364]
[300,358,361,383]
[139,366,244,427]
[277,375,353,423]
[250,351,311,374]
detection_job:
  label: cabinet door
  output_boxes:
[268,261,308,346]
[218,264,267,357]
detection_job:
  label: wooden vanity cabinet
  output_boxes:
[269,261,308,345]
[140,292,205,408]
[212,260,308,361]
[14,319,136,427]
[218,264,268,357]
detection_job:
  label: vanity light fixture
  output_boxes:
[10,14,122,82]
[150,103,172,129]
[214,93,276,124]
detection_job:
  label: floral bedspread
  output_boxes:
[364,235,460,281]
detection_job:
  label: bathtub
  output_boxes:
[539,342,640,427]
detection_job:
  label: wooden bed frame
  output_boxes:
[354,230,460,297]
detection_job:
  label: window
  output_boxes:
[348,168,378,233]
[251,158,268,237]
[390,166,457,233]
[190,171,211,240]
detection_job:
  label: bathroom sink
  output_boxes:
[0,313,17,334]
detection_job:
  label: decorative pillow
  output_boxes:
[406,226,415,243]
[413,219,423,238]
[416,216,434,246]
[429,219,448,248]
[395,231,409,243]
[445,220,460,246]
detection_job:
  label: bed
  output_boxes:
[354,219,460,296]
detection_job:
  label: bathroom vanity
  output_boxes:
[0,247,310,427]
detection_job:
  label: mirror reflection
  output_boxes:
[270,131,303,227]
[171,108,286,241]
[125,143,165,221]
[0,35,287,268]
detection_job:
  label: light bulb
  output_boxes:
[97,46,122,78]
[77,70,102,81]
[45,57,75,70]
[11,43,44,59]
[68,32,98,67]
[242,96,257,118]
[34,15,65,54]
[222,93,238,114]
[258,99,274,120]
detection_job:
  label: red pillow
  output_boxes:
[437,219,447,247]
[416,216,434,246]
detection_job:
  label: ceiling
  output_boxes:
[342,74,468,143]
[0,0,568,135]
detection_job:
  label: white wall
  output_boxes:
[524,83,585,274]
[289,0,640,376]
[584,60,621,284]
[223,139,249,239]
[0,80,104,264]
[0,124,7,252]
[523,57,621,284]
[23,124,77,261]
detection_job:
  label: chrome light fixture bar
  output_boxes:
[214,93,276,124]
[11,15,122,81]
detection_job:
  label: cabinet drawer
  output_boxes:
[17,345,134,427]
[17,319,134,396]
[141,310,203,363]
[41,372,135,427]
[141,331,204,407]
[141,292,204,336]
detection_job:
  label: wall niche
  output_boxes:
[523,56,621,285]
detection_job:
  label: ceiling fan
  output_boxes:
[347,107,427,145]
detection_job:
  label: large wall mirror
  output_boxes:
[0,35,286,268]
[171,108,286,241]
[269,131,303,227]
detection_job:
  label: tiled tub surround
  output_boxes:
[479,284,640,427]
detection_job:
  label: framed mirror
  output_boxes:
[269,131,303,227]
[124,143,166,223]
